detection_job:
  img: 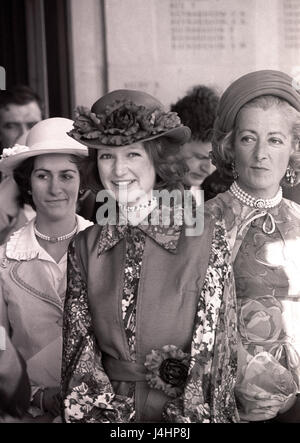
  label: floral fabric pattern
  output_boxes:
[206,191,300,422]
[163,220,238,423]
[62,241,135,423]
[122,227,145,358]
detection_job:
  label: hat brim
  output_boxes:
[69,126,191,149]
[0,148,88,173]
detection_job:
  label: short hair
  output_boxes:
[211,95,300,186]
[0,85,43,116]
[83,138,186,194]
[13,154,84,209]
[170,85,219,142]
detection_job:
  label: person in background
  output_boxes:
[0,85,44,243]
[206,69,300,422]
[170,85,219,204]
[0,117,93,422]
[0,85,43,151]
[61,89,238,423]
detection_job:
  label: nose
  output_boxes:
[49,177,62,195]
[114,157,127,176]
[13,124,29,146]
[19,123,29,138]
[199,158,210,172]
[254,139,268,161]
[15,127,29,145]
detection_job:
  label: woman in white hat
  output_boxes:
[61,90,238,423]
[0,117,93,422]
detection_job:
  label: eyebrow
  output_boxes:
[33,168,78,173]
[269,131,287,139]
[237,129,257,135]
[237,129,287,139]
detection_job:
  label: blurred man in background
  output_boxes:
[0,85,43,243]
[0,85,43,151]
[171,85,219,203]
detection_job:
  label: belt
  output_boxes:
[102,353,147,382]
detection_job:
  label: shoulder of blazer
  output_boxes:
[73,224,104,280]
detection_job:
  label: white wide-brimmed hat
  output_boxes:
[0,117,88,173]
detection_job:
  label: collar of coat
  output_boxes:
[97,204,184,256]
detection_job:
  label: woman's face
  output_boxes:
[234,106,293,198]
[97,142,156,205]
[31,154,80,221]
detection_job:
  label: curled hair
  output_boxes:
[13,154,84,209]
[83,138,186,194]
[211,95,300,185]
[170,85,219,142]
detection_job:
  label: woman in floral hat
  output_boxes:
[0,118,93,422]
[206,70,300,422]
[61,89,238,423]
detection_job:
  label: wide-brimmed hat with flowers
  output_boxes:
[68,89,191,148]
[0,117,88,173]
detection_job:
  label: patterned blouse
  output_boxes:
[206,191,300,422]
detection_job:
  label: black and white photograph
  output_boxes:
[0,0,300,428]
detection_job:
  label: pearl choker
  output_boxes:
[119,197,157,213]
[34,223,77,243]
[230,181,282,209]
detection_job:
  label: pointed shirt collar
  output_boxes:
[97,206,183,256]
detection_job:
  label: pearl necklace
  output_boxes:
[230,181,282,209]
[34,223,77,243]
[119,197,157,213]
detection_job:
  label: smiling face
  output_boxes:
[31,154,80,222]
[181,140,215,187]
[234,106,293,198]
[97,142,156,205]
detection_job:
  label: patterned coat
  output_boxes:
[61,211,239,423]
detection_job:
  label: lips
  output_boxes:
[46,199,67,203]
[111,179,136,187]
[190,172,204,179]
[251,166,269,171]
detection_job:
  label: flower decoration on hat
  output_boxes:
[144,345,190,398]
[0,144,30,160]
[69,100,182,146]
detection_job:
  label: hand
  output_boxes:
[42,387,61,417]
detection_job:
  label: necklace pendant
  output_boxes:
[254,199,265,209]
[49,237,58,243]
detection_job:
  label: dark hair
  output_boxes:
[83,138,186,194]
[0,85,44,117]
[171,85,219,142]
[13,154,84,209]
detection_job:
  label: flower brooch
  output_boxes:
[144,345,190,398]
